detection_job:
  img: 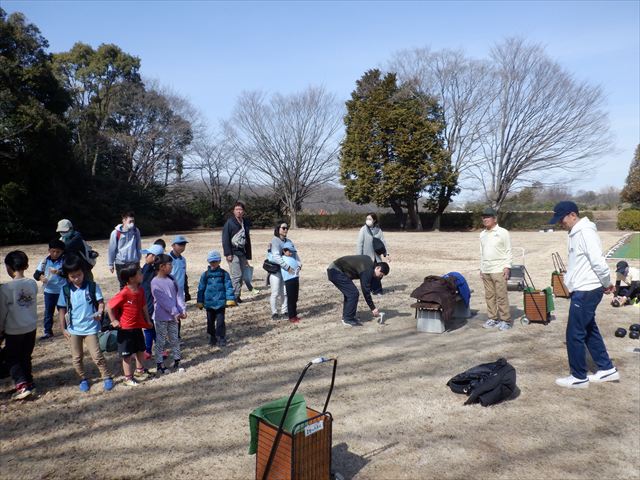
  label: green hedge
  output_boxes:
[296,211,592,231]
[618,209,640,230]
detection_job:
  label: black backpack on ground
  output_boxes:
[447,358,517,407]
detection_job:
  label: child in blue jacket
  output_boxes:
[33,239,66,339]
[196,251,235,347]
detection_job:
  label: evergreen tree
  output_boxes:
[621,145,640,206]
[340,69,448,229]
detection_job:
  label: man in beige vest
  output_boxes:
[480,207,513,331]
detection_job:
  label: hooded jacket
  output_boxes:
[107,224,142,267]
[564,217,610,292]
[197,266,235,309]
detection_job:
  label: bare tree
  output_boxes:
[473,38,611,211]
[389,48,494,227]
[189,135,247,210]
[226,86,342,228]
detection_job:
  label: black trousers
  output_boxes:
[5,329,36,387]
[206,307,226,340]
[284,277,299,319]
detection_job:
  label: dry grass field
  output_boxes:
[1,228,639,479]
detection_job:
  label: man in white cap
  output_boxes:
[548,201,619,388]
[56,219,93,281]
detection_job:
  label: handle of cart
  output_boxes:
[262,357,338,480]
[522,266,547,324]
[552,252,566,273]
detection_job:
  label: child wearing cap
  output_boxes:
[33,239,66,339]
[196,251,236,347]
[141,244,164,359]
[281,242,301,323]
[151,254,186,373]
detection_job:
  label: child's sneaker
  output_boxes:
[123,377,139,387]
[39,332,54,341]
[103,377,114,391]
[250,288,261,296]
[11,385,33,400]
[289,316,300,324]
[156,363,167,375]
[217,337,227,347]
[134,368,151,380]
[79,379,90,392]
[208,335,216,346]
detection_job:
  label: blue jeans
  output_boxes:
[327,268,359,322]
[43,292,59,335]
[566,287,613,379]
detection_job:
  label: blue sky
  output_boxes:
[4,0,639,195]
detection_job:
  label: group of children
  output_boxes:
[0,232,249,400]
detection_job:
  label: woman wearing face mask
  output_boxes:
[107,211,142,288]
[268,220,302,320]
[356,213,388,295]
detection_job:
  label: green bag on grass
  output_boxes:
[248,393,307,454]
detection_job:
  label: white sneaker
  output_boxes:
[588,367,619,383]
[498,321,513,331]
[555,375,589,389]
[483,319,499,329]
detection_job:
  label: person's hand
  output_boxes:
[226,255,233,262]
[93,310,103,320]
[226,299,237,307]
[196,302,204,310]
[179,312,187,320]
[503,268,510,280]
[288,267,294,274]
[111,319,120,329]
[63,329,70,340]
[604,284,615,295]
[109,266,114,274]
[372,308,380,317]
[50,268,58,275]
[146,321,154,329]
[41,276,48,284]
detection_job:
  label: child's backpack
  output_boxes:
[78,240,99,269]
[447,358,517,407]
[61,281,107,330]
[97,330,118,353]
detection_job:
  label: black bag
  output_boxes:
[262,259,280,274]
[367,226,387,256]
[447,358,517,407]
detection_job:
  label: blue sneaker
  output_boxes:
[103,377,114,391]
[79,379,90,392]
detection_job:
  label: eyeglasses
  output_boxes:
[280,226,289,230]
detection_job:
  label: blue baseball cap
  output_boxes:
[141,244,164,256]
[282,241,297,253]
[548,201,579,224]
[207,250,222,262]
[172,235,189,245]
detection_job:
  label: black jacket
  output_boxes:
[221,217,252,260]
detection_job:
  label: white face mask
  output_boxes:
[123,221,134,231]
[365,219,374,227]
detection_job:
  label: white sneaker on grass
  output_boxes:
[588,367,620,383]
[555,375,589,389]
[483,319,499,329]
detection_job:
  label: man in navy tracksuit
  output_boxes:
[327,255,389,327]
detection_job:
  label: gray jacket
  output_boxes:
[356,225,387,262]
[269,237,301,273]
[107,224,142,266]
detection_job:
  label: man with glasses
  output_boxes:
[222,202,252,304]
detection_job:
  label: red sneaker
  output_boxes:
[289,316,301,324]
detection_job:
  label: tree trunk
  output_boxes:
[389,199,404,229]
[407,198,423,231]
